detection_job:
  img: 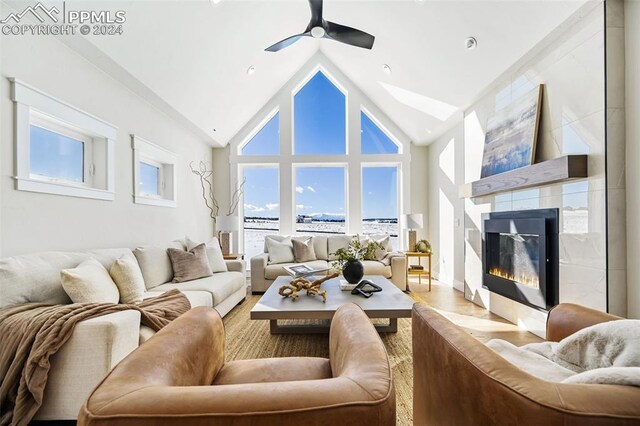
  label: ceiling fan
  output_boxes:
[265,0,375,52]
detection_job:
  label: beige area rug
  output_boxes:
[223,294,423,426]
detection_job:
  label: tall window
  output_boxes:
[362,166,399,249]
[295,167,346,235]
[241,112,279,156]
[230,64,409,257]
[294,71,346,155]
[243,167,279,260]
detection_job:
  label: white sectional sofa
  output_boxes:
[0,240,246,421]
[250,234,406,293]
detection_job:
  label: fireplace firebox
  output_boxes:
[482,208,559,311]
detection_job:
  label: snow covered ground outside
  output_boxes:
[243,219,398,261]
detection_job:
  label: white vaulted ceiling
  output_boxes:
[60,0,587,146]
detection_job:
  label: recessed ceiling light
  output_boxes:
[414,0,426,4]
[382,64,392,75]
[465,37,478,50]
[210,0,222,5]
[426,129,432,134]
[246,65,256,75]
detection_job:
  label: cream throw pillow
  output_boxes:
[61,258,120,304]
[186,236,227,273]
[292,237,316,262]
[266,236,295,264]
[109,256,146,304]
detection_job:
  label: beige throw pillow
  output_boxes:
[167,244,213,283]
[266,236,295,264]
[61,258,120,304]
[372,236,390,261]
[186,236,227,273]
[109,256,146,304]
[292,237,317,262]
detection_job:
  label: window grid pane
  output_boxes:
[361,112,399,154]
[241,113,280,156]
[362,166,399,250]
[29,125,84,183]
[139,162,160,196]
[294,72,346,155]
[243,167,279,261]
[295,167,345,235]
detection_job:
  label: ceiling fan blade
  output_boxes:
[265,33,309,52]
[308,0,323,27]
[324,21,375,50]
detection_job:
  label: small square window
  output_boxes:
[139,161,161,197]
[132,135,177,208]
[29,124,85,184]
[11,79,116,201]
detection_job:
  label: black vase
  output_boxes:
[343,260,364,284]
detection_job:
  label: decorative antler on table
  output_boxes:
[278,272,339,303]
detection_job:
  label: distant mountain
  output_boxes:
[308,213,345,222]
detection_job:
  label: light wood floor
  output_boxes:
[409,278,542,345]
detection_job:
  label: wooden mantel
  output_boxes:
[460,155,588,199]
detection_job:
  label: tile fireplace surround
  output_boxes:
[462,1,626,338]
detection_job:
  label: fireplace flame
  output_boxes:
[489,267,539,289]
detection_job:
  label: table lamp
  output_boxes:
[402,213,423,252]
[215,215,239,255]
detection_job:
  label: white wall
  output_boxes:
[423,1,615,337]
[410,143,429,248]
[0,31,213,256]
[625,0,640,318]
[427,119,465,290]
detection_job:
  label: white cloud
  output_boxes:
[266,203,279,211]
[306,186,316,193]
[296,204,311,209]
[244,203,265,212]
[295,186,304,193]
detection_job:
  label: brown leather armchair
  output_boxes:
[412,303,640,426]
[79,303,395,425]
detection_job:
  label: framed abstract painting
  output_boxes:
[480,85,543,178]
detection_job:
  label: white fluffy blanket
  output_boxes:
[487,319,640,386]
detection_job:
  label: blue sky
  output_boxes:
[30,125,84,182]
[295,167,345,217]
[294,72,346,155]
[241,71,399,220]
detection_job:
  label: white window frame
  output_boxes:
[11,78,116,201]
[132,135,177,208]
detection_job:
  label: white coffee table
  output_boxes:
[250,275,415,334]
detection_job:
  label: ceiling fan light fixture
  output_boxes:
[310,26,325,38]
[382,64,392,75]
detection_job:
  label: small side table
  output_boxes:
[405,252,432,291]
[223,253,245,260]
